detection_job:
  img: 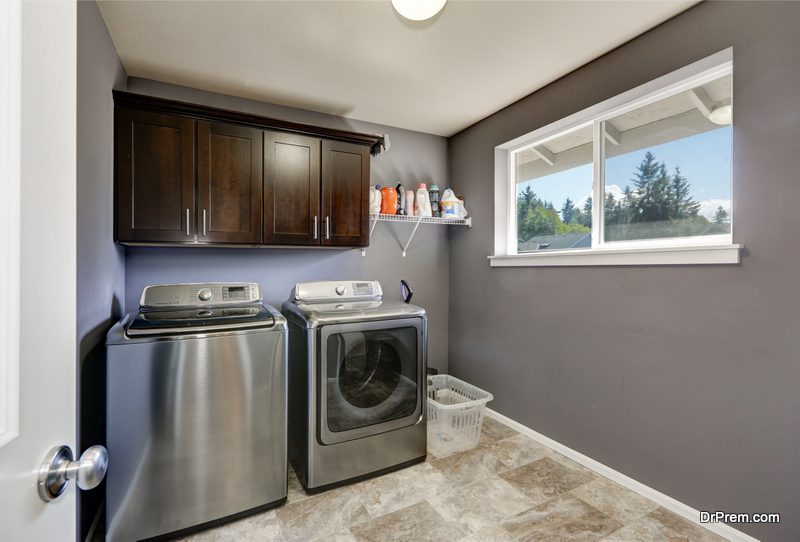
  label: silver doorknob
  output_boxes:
[38,445,108,502]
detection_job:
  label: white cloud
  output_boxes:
[605,184,626,201]
[577,184,626,208]
[698,199,731,221]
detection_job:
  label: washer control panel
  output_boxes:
[293,280,383,302]
[140,283,262,309]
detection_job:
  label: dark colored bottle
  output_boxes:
[429,184,441,217]
[396,183,406,215]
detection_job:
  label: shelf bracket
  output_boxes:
[361,214,470,257]
[361,218,380,257]
[401,217,423,258]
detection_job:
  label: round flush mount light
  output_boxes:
[392,0,447,21]
[709,104,733,125]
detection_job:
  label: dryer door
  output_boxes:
[318,318,425,445]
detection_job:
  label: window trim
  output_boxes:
[491,48,741,267]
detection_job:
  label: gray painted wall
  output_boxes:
[448,2,800,540]
[76,1,126,539]
[123,78,451,371]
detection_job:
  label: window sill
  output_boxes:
[488,243,742,267]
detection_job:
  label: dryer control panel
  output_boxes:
[293,280,383,303]
[140,282,262,309]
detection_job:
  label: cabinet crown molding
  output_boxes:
[112,90,385,156]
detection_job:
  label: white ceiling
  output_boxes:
[98,0,698,137]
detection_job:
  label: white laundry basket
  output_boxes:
[426,374,494,456]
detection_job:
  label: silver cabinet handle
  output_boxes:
[325,216,330,240]
[38,445,108,502]
[185,208,191,236]
[202,209,207,237]
[313,215,318,240]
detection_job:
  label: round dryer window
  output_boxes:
[325,327,419,433]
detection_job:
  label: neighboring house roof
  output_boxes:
[518,232,592,252]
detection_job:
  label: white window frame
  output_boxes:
[490,48,741,267]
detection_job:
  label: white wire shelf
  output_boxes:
[363,213,472,257]
[369,213,472,227]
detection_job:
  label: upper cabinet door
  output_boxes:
[116,108,196,243]
[263,132,321,245]
[197,122,263,244]
[321,140,370,247]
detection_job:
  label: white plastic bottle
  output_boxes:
[405,189,415,216]
[369,185,382,215]
[440,188,461,219]
[415,183,432,217]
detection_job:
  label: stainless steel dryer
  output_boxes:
[282,280,427,492]
[105,283,287,542]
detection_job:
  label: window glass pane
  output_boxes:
[515,126,593,253]
[603,74,732,242]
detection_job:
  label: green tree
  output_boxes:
[605,192,621,224]
[620,185,635,224]
[713,206,730,225]
[670,166,700,217]
[517,186,589,241]
[604,151,722,240]
[517,185,537,239]
[519,150,721,244]
[560,197,577,224]
[631,156,672,223]
[577,197,592,227]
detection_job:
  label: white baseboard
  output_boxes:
[485,408,758,542]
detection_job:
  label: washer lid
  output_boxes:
[126,304,275,337]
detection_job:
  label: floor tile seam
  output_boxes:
[276,487,371,539]
[500,493,626,541]
[568,483,660,526]
[492,449,556,476]
[645,507,726,541]
[596,513,689,542]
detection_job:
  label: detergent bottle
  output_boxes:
[405,190,415,217]
[429,184,441,218]
[380,186,398,215]
[396,183,406,215]
[440,188,461,219]
[369,185,382,215]
[415,183,432,217]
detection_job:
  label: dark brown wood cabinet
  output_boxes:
[321,140,370,246]
[263,132,320,245]
[116,109,196,243]
[114,91,380,248]
[198,122,263,244]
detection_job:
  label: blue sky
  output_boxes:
[518,126,732,219]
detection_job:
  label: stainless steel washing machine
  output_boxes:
[105,283,287,542]
[282,280,427,493]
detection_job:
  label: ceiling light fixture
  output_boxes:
[391,0,447,21]
[709,104,733,125]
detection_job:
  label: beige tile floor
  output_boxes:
[177,417,727,542]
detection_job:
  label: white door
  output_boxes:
[0,1,82,539]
